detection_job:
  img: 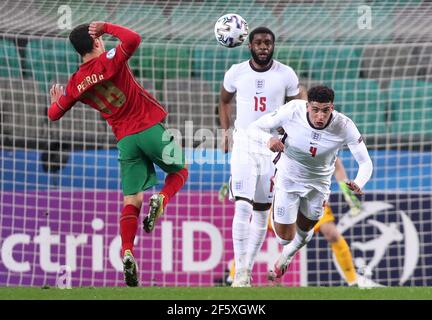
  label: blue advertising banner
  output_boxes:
[307,193,432,286]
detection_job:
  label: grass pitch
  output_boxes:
[1,286,431,300]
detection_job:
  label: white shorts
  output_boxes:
[271,181,328,225]
[229,145,275,204]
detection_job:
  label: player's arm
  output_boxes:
[346,141,373,195]
[284,69,302,103]
[334,157,362,214]
[47,84,76,121]
[89,21,141,58]
[247,106,290,152]
[285,85,307,102]
[219,86,235,153]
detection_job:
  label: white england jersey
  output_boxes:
[249,100,365,194]
[223,59,299,154]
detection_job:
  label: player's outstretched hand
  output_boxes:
[89,21,105,39]
[218,182,229,202]
[338,181,362,216]
[49,84,64,104]
[267,137,284,152]
[344,180,363,195]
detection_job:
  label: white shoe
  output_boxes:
[356,274,384,289]
[231,268,251,288]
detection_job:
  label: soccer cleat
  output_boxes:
[143,194,165,233]
[231,268,251,288]
[225,259,235,286]
[267,257,291,285]
[218,182,229,202]
[123,250,139,287]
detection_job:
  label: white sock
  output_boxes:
[245,209,269,270]
[279,227,314,266]
[271,213,292,246]
[232,200,253,270]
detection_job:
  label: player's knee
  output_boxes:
[324,232,340,243]
[123,193,143,209]
[234,200,253,221]
[277,238,291,246]
[320,222,340,243]
[273,227,295,245]
[275,232,293,246]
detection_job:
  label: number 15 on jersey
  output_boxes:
[254,96,266,112]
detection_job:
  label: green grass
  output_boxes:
[1,286,432,300]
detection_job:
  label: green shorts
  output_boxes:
[117,123,185,195]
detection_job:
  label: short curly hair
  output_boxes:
[248,26,275,43]
[307,85,334,103]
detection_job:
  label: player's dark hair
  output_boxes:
[69,24,93,56]
[249,27,275,43]
[307,85,335,103]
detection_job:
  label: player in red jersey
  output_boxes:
[48,22,188,287]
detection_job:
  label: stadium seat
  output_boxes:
[162,78,218,147]
[274,47,310,79]
[387,79,432,136]
[129,43,193,99]
[334,4,395,44]
[360,44,432,83]
[0,39,22,78]
[330,79,388,136]
[111,4,167,39]
[170,1,279,43]
[170,2,219,44]
[70,4,109,26]
[279,4,338,44]
[0,3,58,37]
[221,2,280,37]
[304,46,363,81]
[392,4,432,43]
[0,77,47,148]
[26,38,79,92]
[193,44,249,92]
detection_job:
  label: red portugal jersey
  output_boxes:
[48,23,167,141]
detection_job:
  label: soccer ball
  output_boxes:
[214,13,249,48]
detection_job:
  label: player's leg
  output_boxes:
[121,194,142,287]
[121,194,143,256]
[244,158,274,273]
[267,189,300,283]
[117,135,159,286]
[319,207,358,286]
[231,197,253,287]
[244,202,270,272]
[277,190,325,263]
[268,209,317,284]
[268,189,323,283]
[136,123,188,232]
[230,149,258,287]
[227,198,269,287]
